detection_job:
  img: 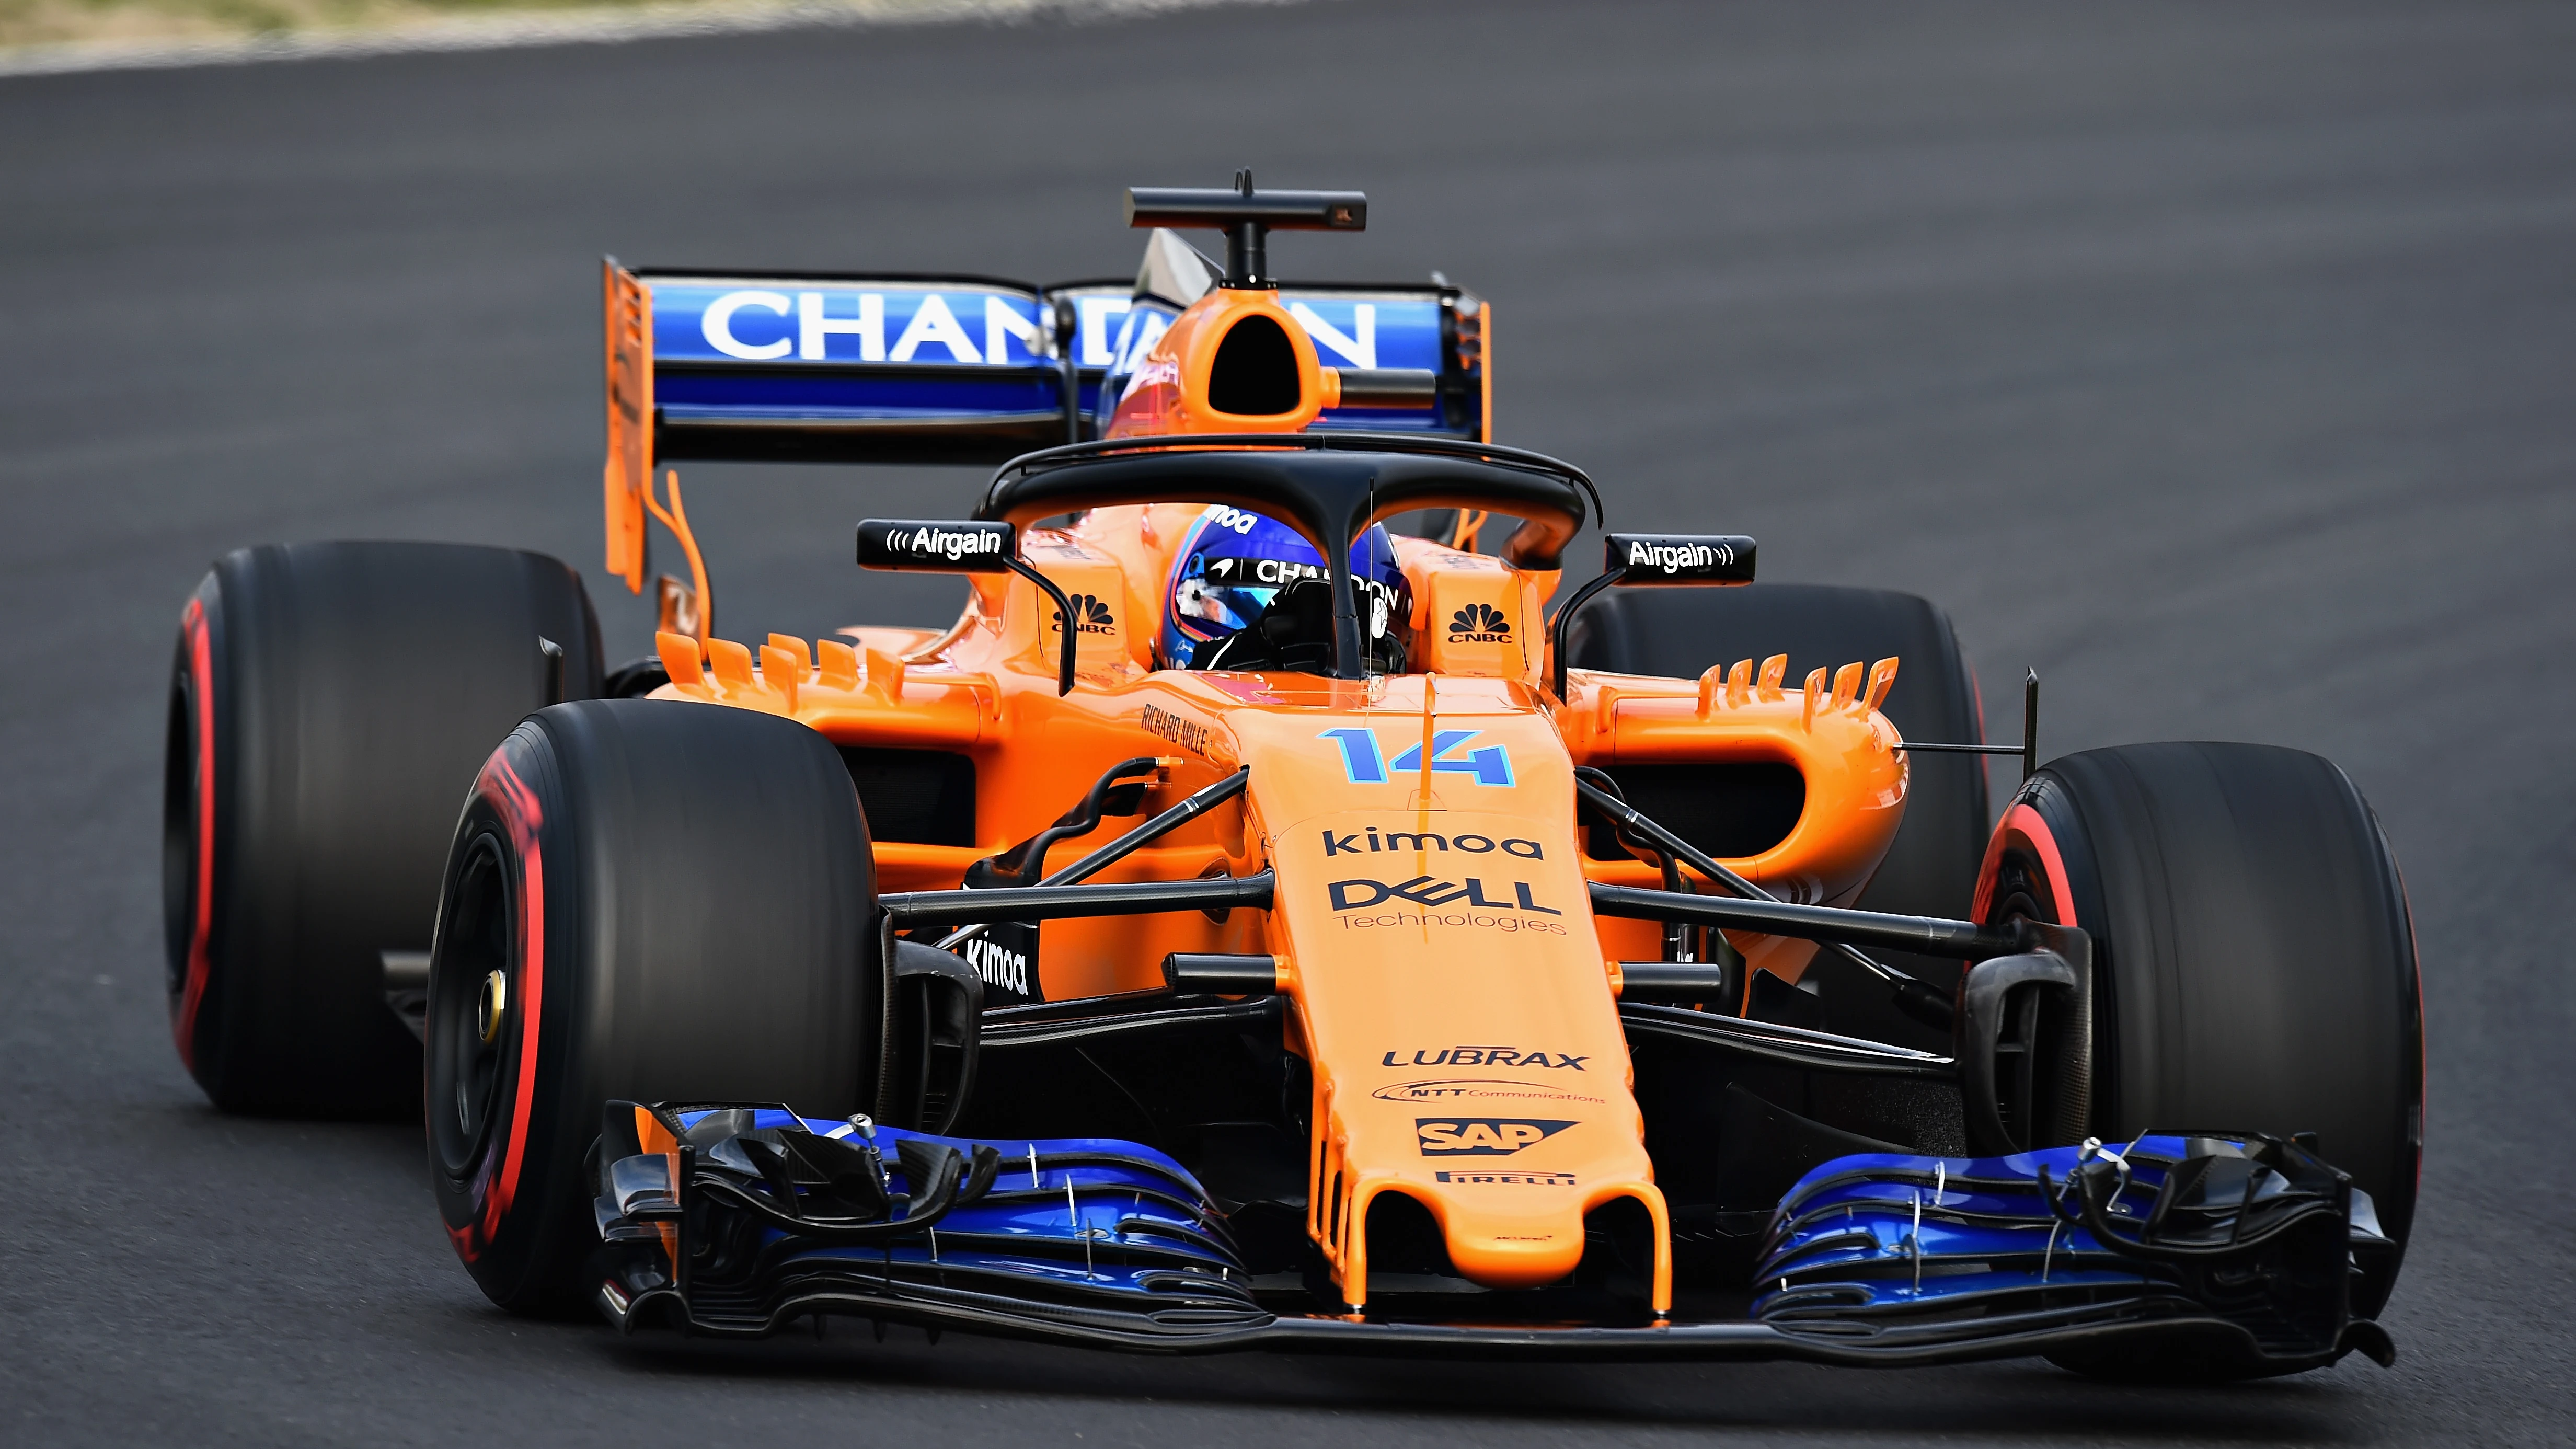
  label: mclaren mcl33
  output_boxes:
[164,180,2420,1381]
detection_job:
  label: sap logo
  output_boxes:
[1051,594,1116,635]
[1434,1169,1576,1188]
[1416,1118,1575,1156]
[1317,727,1513,787]
[962,936,1029,996]
[1381,1045,1590,1071]
[1328,876,1562,916]
[1447,603,1511,643]
[697,289,1043,366]
[1372,1079,1607,1106]
[1321,826,1543,859]
[1203,505,1261,536]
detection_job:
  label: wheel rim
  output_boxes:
[432,832,514,1179]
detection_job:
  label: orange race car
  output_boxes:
[163,180,2422,1379]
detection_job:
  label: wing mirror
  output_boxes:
[1549,533,1756,699]
[855,519,1079,695]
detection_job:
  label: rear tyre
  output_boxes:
[165,542,603,1115]
[427,699,881,1316]
[1977,743,2422,1370]
[1565,583,1990,1042]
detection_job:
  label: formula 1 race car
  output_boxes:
[163,181,2422,1381]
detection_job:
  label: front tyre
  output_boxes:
[429,700,881,1315]
[165,542,602,1114]
[1977,742,2423,1342]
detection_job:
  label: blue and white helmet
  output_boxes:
[1159,505,1411,671]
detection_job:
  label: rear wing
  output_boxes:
[601,257,1489,592]
[602,258,1488,470]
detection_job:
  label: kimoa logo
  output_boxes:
[1447,602,1511,642]
[1322,826,1543,859]
[961,936,1028,996]
[1051,593,1116,635]
[1416,1118,1576,1156]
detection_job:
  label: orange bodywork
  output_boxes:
[634,280,1911,1313]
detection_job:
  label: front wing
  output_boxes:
[592,1103,2396,1375]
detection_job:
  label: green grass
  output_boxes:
[2,0,818,50]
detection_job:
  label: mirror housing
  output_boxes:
[855,519,1017,573]
[854,519,1078,695]
[1550,534,1758,698]
[1601,533,1756,586]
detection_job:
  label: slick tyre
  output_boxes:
[1565,583,1989,1040]
[166,542,603,1115]
[1976,743,2423,1365]
[427,699,881,1316]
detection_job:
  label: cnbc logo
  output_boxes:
[1414,1118,1576,1156]
[1051,594,1116,635]
[1447,603,1511,643]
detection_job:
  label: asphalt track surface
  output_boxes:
[5,1,2573,1442]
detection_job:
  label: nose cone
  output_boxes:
[1434,1189,1593,1290]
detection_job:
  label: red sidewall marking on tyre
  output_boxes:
[172,597,217,1070]
[453,746,546,1263]
[1971,801,2075,926]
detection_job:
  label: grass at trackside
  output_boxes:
[1,0,625,49]
[0,0,1027,52]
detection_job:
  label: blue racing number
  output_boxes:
[1318,728,1513,787]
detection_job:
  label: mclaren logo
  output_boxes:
[1051,594,1116,635]
[1416,1118,1576,1156]
[1447,603,1511,643]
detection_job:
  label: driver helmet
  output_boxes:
[1158,505,1412,671]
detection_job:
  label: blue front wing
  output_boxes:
[591,1105,2395,1373]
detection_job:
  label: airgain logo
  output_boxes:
[1448,603,1511,643]
[1416,1118,1576,1156]
[1052,594,1116,635]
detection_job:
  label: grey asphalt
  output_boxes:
[4,1,2572,1442]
